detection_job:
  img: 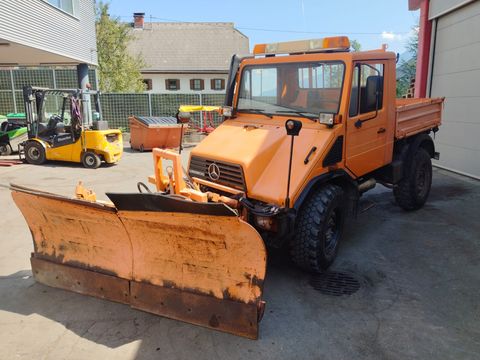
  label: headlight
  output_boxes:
[319,113,334,126]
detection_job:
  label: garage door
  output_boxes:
[430,0,480,178]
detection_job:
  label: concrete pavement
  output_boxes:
[0,148,479,360]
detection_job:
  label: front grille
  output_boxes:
[189,156,246,191]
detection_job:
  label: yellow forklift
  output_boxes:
[21,86,122,168]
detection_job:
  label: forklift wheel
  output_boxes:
[82,152,101,169]
[24,141,46,165]
[0,143,12,156]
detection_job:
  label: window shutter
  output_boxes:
[165,79,169,90]
[190,79,194,90]
[176,79,180,90]
[200,79,205,90]
[220,79,225,90]
[210,79,215,90]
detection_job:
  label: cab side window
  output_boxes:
[349,63,384,117]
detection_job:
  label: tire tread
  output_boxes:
[291,184,344,273]
[394,148,432,211]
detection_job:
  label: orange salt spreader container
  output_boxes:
[129,116,186,151]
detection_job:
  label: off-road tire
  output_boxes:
[24,141,46,165]
[291,184,346,273]
[394,148,432,211]
[81,151,101,169]
[0,143,12,156]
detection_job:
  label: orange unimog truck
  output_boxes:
[11,37,443,339]
[188,36,442,272]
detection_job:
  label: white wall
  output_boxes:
[0,0,97,65]
[429,0,476,18]
[142,73,228,94]
[430,0,480,178]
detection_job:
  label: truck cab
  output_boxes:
[188,36,442,272]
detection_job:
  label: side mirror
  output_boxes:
[176,111,191,124]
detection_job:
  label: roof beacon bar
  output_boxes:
[253,36,351,55]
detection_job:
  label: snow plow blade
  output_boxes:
[11,185,267,339]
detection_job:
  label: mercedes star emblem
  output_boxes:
[207,163,221,181]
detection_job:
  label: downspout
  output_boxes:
[414,0,433,98]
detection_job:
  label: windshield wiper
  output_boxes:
[238,109,273,118]
[275,110,318,121]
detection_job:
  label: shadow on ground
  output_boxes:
[1,169,479,359]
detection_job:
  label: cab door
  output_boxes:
[345,62,389,177]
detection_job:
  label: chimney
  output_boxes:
[133,13,145,29]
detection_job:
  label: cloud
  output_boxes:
[381,31,403,41]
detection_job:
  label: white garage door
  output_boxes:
[430,0,480,178]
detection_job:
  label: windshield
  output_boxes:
[237,61,345,118]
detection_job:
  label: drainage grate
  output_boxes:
[310,271,361,296]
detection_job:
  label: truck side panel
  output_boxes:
[395,98,443,139]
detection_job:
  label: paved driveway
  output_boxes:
[0,149,479,360]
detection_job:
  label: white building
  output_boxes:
[410,0,480,179]
[0,0,97,66]
[127,15,249,94]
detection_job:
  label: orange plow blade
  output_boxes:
[11,186,267,339]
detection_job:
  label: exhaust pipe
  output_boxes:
[358,178,376,193]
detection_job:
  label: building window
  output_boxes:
[143,79,152,91]
[190,79,204,91]
[211,78,225,90]
[165,79,180,91]
[45,0,78,16]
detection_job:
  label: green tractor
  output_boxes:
[0,113,28,156]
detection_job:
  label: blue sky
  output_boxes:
[108,0,418,55]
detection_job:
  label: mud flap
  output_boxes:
[11,186,267,339]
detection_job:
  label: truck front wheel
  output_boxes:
[291,184,346,273]
[394,148,432,211]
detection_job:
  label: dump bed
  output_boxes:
[395,98,444,139]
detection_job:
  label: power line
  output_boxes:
[237,27,409,36]
[115,15,410,36]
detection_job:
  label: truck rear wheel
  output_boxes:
[291,184,345,273]
[394,148,432,211]
[24,141,46,165]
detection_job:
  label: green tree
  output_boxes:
[96,2,145,92]
[350,40,362,52]
[396,24,419,97]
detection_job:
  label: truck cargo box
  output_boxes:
[395,98,444,139]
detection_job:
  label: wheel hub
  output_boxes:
[86,156,95,166]
[324,211,339,256]
[416,162,430,197]
[28,147,40,160]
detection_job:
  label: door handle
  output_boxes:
[377,127,386,134]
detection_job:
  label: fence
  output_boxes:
[0,68,225,131]
[100,93,225,130]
